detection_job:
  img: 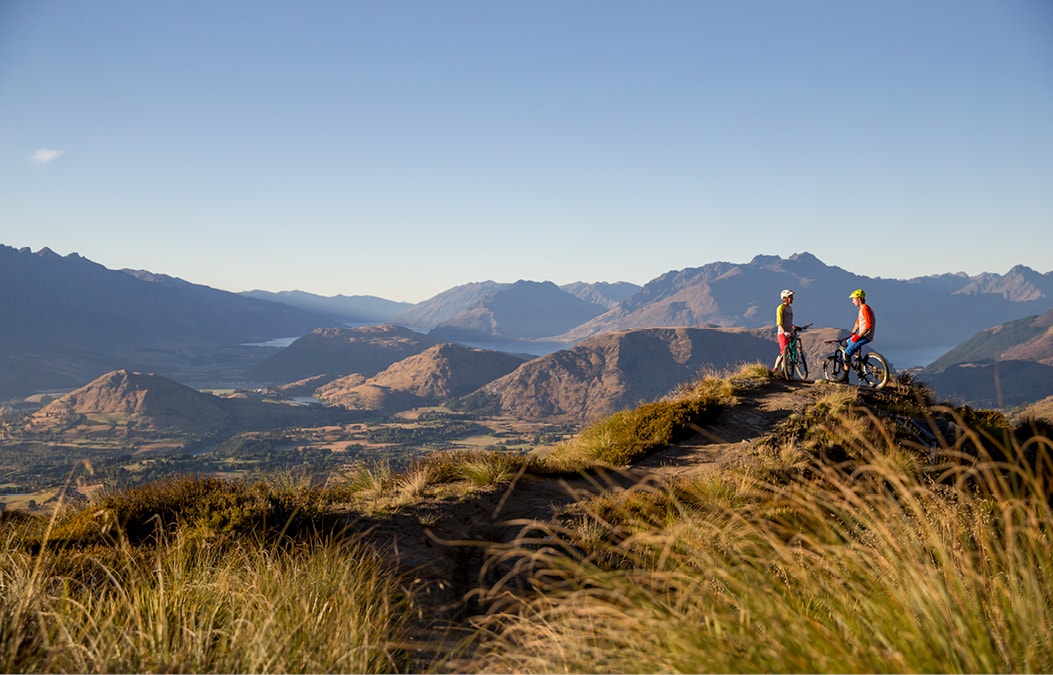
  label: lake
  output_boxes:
[877,345,955,370]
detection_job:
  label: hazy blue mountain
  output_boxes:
[240,289,412,325]
[426,280,608,341]
[390,281,509,330]
[559,281,642,309]
[0,246,331,349]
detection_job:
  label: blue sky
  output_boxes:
[2,1,1051,303]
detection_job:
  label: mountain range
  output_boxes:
[3,244,1052,411]
[249,253,1053,351]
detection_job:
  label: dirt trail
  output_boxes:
[632,377,825,479]
[359,378,831,636]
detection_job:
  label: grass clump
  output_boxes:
[0,530,412,673]
[329,450,531,515]
[418,449,527,486]
[43,474,335,548]
[0,470,417,673]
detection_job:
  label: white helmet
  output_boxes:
[780,289,794,299]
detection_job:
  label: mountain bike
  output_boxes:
[822,336,890,389]
[775,323,811,381]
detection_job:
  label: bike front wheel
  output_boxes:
[823,355,843,382]
[859,352,890,389]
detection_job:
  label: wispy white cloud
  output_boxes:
[28,148,64,166]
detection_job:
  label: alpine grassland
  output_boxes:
[0,475,413,673]
[2,365,1053,673]
[455,375,1053,673]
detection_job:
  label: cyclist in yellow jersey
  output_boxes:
[772,289,800,374]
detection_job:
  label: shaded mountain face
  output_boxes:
[0,245,336,399]
[428,280,608,341]
[390,281,508,330]
[316,343,527,412]
[239,290,412,325]
[0,246,331,351]
[918,361,1053,409]
[557,253,1053,349]
[244,325,443,384]
[452,326,785,424]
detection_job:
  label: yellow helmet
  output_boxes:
[849,289,865,300]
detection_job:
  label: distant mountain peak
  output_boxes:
[749,254,783,266]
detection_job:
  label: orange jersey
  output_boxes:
[853,302,875,340]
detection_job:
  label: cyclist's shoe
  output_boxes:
[834,370,850,384]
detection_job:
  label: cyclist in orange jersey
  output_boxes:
[836,288,876,382]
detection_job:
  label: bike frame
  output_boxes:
[778,323,811,381]
[823,335,890,389]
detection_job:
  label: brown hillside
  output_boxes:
[465,326,820,424]
[31,370,345,434]
[1017,395,1053,423]
[1001,314,1053,364]
[317,343,526,411]
[33,370,234,431]
[368,343,526,399]
[315,382,426,414]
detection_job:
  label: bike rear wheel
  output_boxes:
[794,351,808,380]
[859,352,890,389]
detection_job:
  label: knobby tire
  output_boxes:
[860,351,890,389]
